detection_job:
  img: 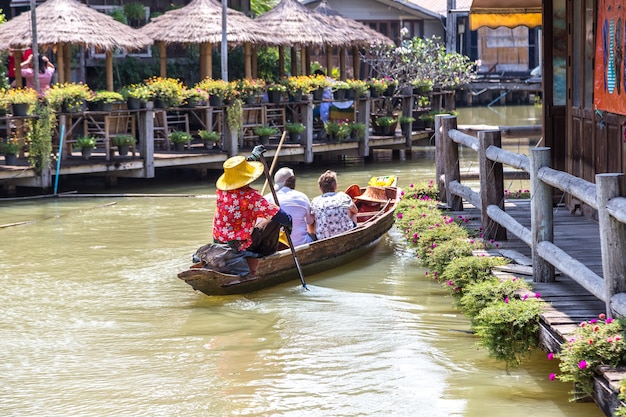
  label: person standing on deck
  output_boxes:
[212,146,292,257]
[20,54,55,95]
[264,167,315,246]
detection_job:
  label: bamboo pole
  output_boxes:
[244,43,252,78]
[106,50,113,91]
[57,43,65,83]
[159,42,167,78]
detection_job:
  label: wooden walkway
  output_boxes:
[454,199,624,416]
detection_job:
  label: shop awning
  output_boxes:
[470,0,542,30]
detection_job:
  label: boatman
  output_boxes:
[212,146,292,257]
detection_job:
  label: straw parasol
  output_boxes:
[139,0,279,79]
[313,0,393,79]
[255,0,353,77]
[0,0,152,89]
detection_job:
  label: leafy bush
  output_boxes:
[112,134,135,147]
[439,255,510,297]
[74,136,96,149]
[459,276,531,318]
[473,298,544,371]
[169,131,191,144]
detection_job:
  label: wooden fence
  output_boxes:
[435,115,626,318]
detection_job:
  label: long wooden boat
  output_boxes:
[178,183,401,296]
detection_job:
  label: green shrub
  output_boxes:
[440,255,510,297]
[459,276,531,318]
[423,238,483,277]
[473,298,544,371]
[555,315,626,400]
[169,131,192,144]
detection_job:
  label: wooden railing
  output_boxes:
[435,114,626,318]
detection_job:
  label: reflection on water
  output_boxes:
[0,106,603,416]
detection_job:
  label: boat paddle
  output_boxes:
[259,153,309,291]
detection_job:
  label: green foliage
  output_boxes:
[375,116,396,127]
[255,48,281,82]
[253,125,278,137]
[440,255,510,297]
[109,8,127,24]
[250,0,278,16]
[555,315,626,400]
[123,2,146,21]
[473,298,543,371]
[0,138,20,155]
[27,103,54,174]
[112,134,135,147]
[459,277,531,318]
[89,90,124,103]
[226,98,243,134]
[169,131,192,144]
[74,136,96,150]
[198,130,220,142]
[285,122,305,134]
[423,238,481,277]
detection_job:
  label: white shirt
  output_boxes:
[265,187,314,246]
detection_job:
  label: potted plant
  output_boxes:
[145,76,185,108]
[195,78,231,107]
[3,87,39,116]
[45,82,93,113]
[0,136,22,165]
[285,122,305,143]
[121,84,153,109]
[411,78,434,95]
[198,130,221,149]
[398,115,415,136]
[235,78,266,104]
[183,88,209,107]
[112,134,136,156]
[87,90,124,112]
[253,125,278,145]
[367,78,389,98]
[266,83,287,104]
[282,76,311,102]
[324,120,340,142]
[375,115,397,136]
[309,74,332,100]
[169,130,192,151]
[346,79,369,98]
[332,81,350,100]
[74,135,96,159]
[336,120,352,142]
[349,122,366,141]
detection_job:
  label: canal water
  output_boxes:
[0,106,604,416]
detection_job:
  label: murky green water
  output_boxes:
[0,106,603,416]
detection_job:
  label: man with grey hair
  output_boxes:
[265,167,315,246]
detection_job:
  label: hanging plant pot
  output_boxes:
[11,103,30,116]
[4,153,17,165]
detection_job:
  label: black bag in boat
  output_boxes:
[193,243,255,277]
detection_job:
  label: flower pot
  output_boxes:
[243,95,256,105]
[174,142,186,152]
[154,98,168,109]
[383,85,395,97]
[127,97,142,110]
[81,147,93,160]
[62,100,85,114]
[288,90,303,102]
[369,87,380,98]
[267,90,283,104]
[333,89,347,101]
[118,145,129,157]
[312,88,324,101]
[185,98,200,108]
[209,96,224,107]
[345,88,356,100]
[259,135,270,145]
[11,103,30,116]
[4,153,17,165]
[288,132,300,143]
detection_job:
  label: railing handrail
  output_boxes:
[435,114,626,318]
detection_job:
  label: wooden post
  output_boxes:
[530,147,555,282]
[64,49,70,83]
[301,47,307,76]
[279,47,285,78]
[244,43,252,79]
[596,173,626,317]
[304,96,314,163]
[339,47,346,80]
[478,130,506,241]
[159,42,167,78]
[105,50,113,91]
[251,45,258,78]
[402,96,414,147]
[138,105,155,178]
[200,43,212,79]
[352,46,360,79]
[14,50,24,88]
[441,115,462,210]
[304,48,311,75]
[357,96,371,158]
[435,114,445,201]
[290,47,298,76]
[57,43,65,84]
[326,47,332,74]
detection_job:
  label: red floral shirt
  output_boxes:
[212,186,279,250]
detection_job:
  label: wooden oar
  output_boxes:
[259,153,308,291]
[260,130,287,195]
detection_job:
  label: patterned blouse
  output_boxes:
[213,186,279,250]
[310,191,355,239]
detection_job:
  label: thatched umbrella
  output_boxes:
[255,0,352,77]
[313,0,393,79]
[0,0,152,90]
[139,0,278,80]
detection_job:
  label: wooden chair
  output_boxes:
[241,106,263,148]
[83,111,135,159]
[154,110,190,150]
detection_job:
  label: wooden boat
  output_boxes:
[178,183,401,296]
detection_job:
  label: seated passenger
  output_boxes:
[310,170,358,240]
[264,167,315,246]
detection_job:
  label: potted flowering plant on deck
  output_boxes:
[183,88,209,107]
[87,90,124,112]
[235,78,266,104]
[266,83,287,104]
[0,136,22,165]
[74,135,96,159]
[198,130,221,149]
[3,87,39,116]
[195,78,231,107]
[253,125,278,145]
[112,134,136,156]
[169,130,192,151]
[285,122,305,142]
[121,84,153,109]
[282,76,311,101]
[144,76,185,108]
[45,82,93,113]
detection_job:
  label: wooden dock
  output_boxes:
[455,199,624,416]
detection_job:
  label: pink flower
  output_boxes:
[607,318,614,324]
[409,183,414,188]
[547,352,554,360]
[534,292,541,298]
[579,321,587,327]
[523,294,529,301]
[599,313,606,320]
[397,213,403,219]
[589,319,597,324]
[578,360,588,369]
[504,297,509,304]
[549,373,556,381]
[588,339,594,345]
